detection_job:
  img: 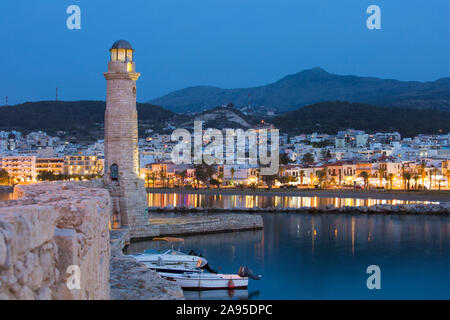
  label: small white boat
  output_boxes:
[130,237,261,291]
[129,237,215,274]
[141,260,205,274]
[159,271,249,290]
[131,249,207,271]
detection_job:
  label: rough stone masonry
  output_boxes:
[0,180,187,300]
[0,181,110,299]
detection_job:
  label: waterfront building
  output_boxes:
[63,155,103,176]
[324,161,356,185]
[279,165,315,185]
[223,164,260,184]
[35,157,64,176]
[0,156,36,182]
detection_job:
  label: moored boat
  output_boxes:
[159,271,249,290]
[131,249,208,270]
[129,237,261,291]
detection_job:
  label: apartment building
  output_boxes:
[63,155,104,176]
[0,156,36,182]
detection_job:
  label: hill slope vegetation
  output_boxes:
[271,101,450,137]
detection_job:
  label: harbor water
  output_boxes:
[127,211,450,299]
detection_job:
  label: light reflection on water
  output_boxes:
[126,213,450,299]
[148,192,437,209]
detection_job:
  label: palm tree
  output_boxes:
[377,167,386,188]
[387,173,395,189]
[145,173,150,188]
[279,165,285,177]
[431,166,439,190]
[159,170,166,188]
[299,170,305,185]
[419,162,427,188]
[413,175,420,190]
[447,171,450,189]
[217,172,224,189]
[279,175,290,187]
[194,163,216,189]
[150,172,156,187]
[401,170,412,190]
[330,176,337,186]
[262,174,276,189]
[316,170,327,188]
[230,167,235,186]
[359,171,370,189]
[178,170,187,187]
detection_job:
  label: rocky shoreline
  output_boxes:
[148,203,450,215]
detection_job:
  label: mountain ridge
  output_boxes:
[149,68,450,113]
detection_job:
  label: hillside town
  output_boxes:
[0,126,449,190]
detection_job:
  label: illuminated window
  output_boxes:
[110,48,133,62]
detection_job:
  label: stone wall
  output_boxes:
[0,181,111,300]
[132,214,264,239]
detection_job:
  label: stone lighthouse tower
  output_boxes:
[104,40,148,230]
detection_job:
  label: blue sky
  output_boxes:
[0,0,449,105]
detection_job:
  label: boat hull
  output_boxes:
[160,273,249,290]
[143,263,202,274]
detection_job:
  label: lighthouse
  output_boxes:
[104,40,148,230]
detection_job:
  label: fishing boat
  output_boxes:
[158,266,261,290]
[130,237,261,290]
[129,237,208,272]
[131,249,207,271]
[158,271,249,290]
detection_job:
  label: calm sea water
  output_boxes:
[147,192,438,209]
[126,213,450,300]
[2,189,448,299]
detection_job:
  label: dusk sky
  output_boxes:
[1,0,449,105]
